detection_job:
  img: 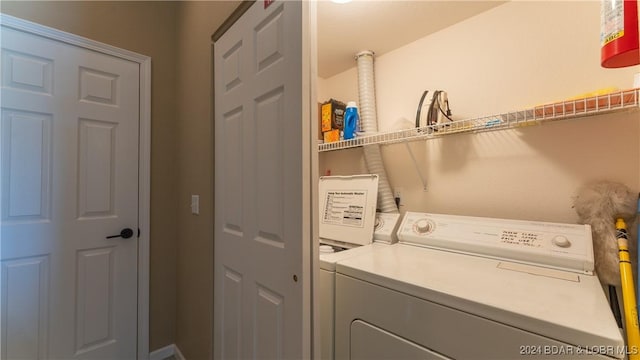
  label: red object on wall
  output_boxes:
[601,0,640,68]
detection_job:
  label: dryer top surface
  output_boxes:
[336,243,622,350]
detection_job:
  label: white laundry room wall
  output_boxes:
[318,1,640,224]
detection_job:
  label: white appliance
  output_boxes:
[373,212,401,244]
[318,175,401,359]
[335,212,624,359]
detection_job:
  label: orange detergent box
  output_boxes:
[321,99,346,132]
[323,129,340,143]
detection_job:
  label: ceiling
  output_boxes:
[317,1,505,78]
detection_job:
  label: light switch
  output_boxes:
[191,195,200,215]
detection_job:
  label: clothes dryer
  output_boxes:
[335,212,624,359]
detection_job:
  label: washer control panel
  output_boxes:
[373,212,401,244]
[397,212,594,274]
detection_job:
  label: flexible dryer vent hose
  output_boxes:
[356,51,398,213]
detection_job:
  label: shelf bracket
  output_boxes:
[404,142,427,191]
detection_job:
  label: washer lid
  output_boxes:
[336,244,624,354]
[319,175,378,247]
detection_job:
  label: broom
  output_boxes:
[616,217,640,359]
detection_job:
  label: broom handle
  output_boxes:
[637,194,640,301]
[617,218,640,359]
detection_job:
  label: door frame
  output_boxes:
[0,14,152,359]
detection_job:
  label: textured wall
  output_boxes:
[174,2,240,359]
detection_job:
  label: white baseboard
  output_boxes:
[150,344,186,360]
[174,345,186,360]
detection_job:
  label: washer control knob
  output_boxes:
[552,235,571,248]
[415,219,432,234]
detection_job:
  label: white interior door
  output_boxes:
[214,1,312,359]
[1,24,139,359]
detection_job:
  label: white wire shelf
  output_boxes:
[318,88,640,152]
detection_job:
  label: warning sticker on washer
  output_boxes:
[322,190,367,227]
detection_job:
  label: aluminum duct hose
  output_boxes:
[363,145,398,213]
[356,51,398,213]
[356,51,379,133]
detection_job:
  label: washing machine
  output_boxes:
[318,175,401,359]
[335,212,625,359]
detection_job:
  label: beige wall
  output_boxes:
[174,2,239,359]
[319,1,640,224]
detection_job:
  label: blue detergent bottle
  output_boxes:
[343,101,359,140]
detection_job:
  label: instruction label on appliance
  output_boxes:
[601,0,625,46]
[500,230,543,248]
[322,190,367,228]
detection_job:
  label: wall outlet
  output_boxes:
[394,187,403,207]
[191,195,200,215]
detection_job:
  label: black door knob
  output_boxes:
[106,228,134,239]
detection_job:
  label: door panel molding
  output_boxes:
[0,14,152,359]
[1,255,50,360]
